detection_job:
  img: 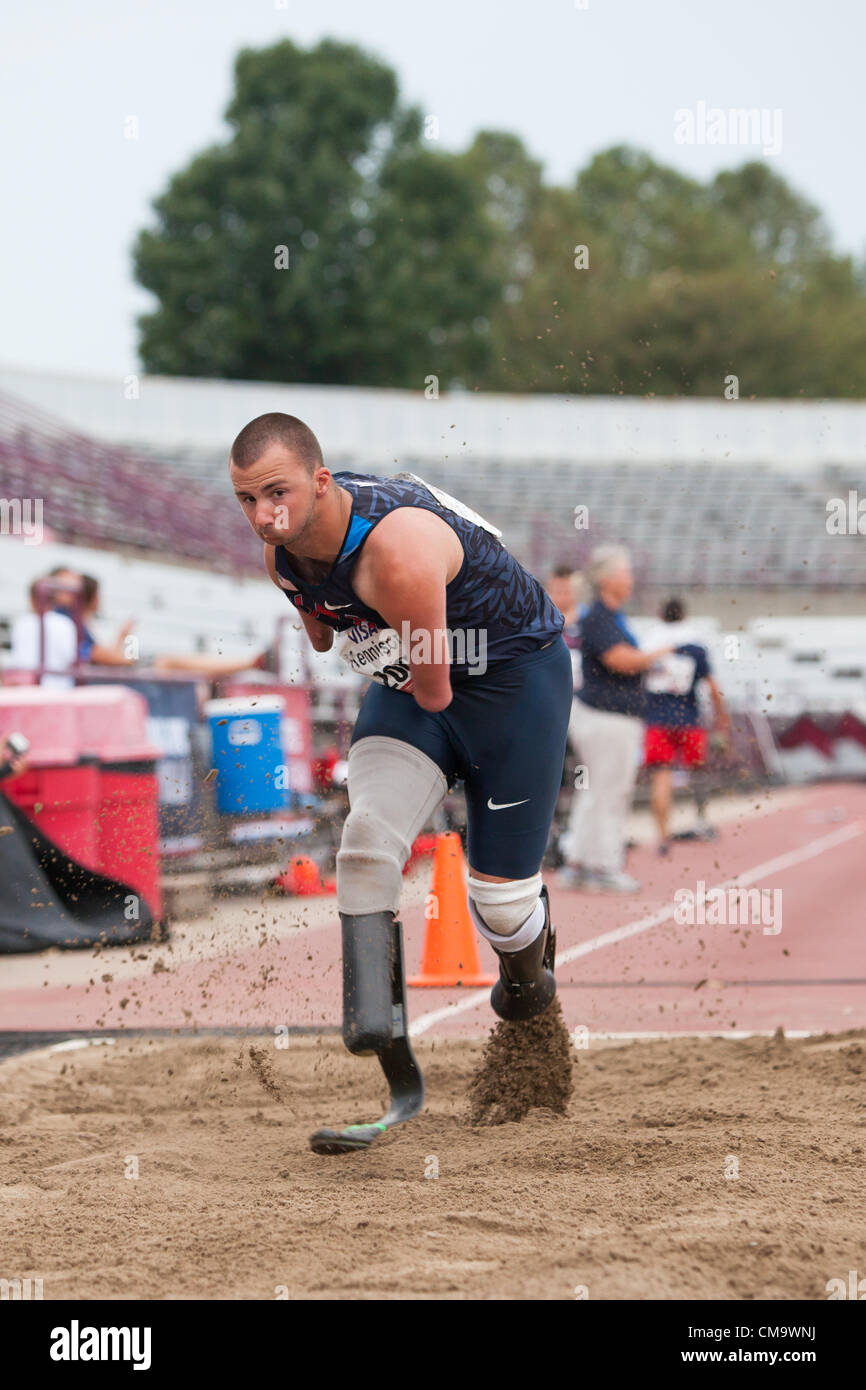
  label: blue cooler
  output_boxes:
[205,695,287,815]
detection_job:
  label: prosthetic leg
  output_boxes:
[309,736,446,1156]
[309,911,424,1154]
[489,886,557,1021]
[468,877,558,1023]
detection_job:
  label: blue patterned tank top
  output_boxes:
[272,471,563,676]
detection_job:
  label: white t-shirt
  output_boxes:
[9,612,78,688]
[641,619,700,651]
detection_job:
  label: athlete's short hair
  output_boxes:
[662,597,685,623]
[230,413,323,474]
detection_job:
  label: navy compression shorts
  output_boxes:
[350,635,573,879]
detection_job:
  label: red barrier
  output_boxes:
[97,767,163,920]
[0,686,163,922]
[6,762,101,867]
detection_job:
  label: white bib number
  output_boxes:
[335,621,414,692]
[645,652,697,696]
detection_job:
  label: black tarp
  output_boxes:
[0,791,157,953]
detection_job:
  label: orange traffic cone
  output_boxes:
[408,832,495,987]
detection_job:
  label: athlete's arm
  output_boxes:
[601,643,672,674]
[352,510,460,713]
[263,544,334,653]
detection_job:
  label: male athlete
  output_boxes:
[229,413,573,1153]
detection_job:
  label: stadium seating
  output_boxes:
[1,382,863,725]
[0,391,260,576]
[2,381,864,589]
[120,449,866,591]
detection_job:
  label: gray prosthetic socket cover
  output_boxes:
[336,735,447,915]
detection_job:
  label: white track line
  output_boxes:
[409,820,862,1037]
[582,1029,818,1042]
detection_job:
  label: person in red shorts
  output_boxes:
[642,598,730,854]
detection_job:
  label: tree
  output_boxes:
[711,162,829,268]
[135,50,866,399]
[478,145,866,396]
[133,38,499,388]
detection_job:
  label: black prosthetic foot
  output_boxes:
[309,912,424,1155]
[490,885,557,1022]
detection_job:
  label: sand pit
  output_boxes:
[468,997,575,1124]
[1,1028,864,1300]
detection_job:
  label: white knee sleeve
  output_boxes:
[336,736,447,915]
[468,871,545,949]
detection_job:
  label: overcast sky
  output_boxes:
[3,0,864,378]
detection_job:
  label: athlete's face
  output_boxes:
[230,444,325,546]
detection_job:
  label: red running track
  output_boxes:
[1,782,863,1041]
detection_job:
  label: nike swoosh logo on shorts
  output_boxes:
[322,601,352,609]
[487,797,530,810]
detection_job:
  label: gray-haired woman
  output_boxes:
[559,546,670,892]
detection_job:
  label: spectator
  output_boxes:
[641,597,731,853]
[544,566,585,869]
[49,568,135,665]
[546,565,585,691]
[8,576,78,688]
[546,565,580,627]
[48,569,274,678]
[558,546,671,893]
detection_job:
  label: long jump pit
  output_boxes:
[1,781,864,1300]
[0,1024,863,1301]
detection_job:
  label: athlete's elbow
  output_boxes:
[413,684,452,713]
